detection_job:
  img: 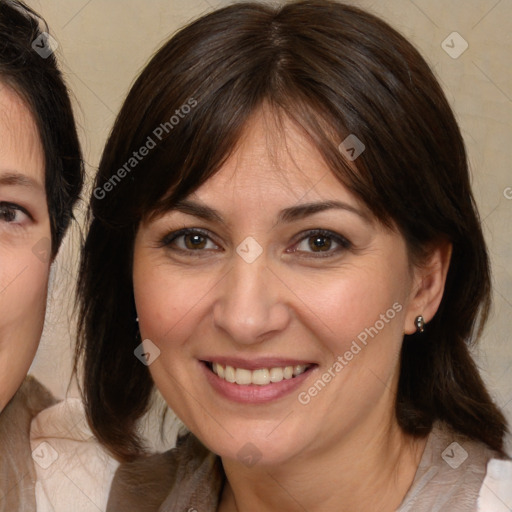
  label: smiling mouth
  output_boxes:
[204,361,315,386]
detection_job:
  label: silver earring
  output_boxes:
[415,315,425,333]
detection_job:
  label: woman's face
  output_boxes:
[0,84,50,411]
[133,109,425,465]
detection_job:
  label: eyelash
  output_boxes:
[0,202,32,225]
[159,228,351,258]
[160,228,218,254]
[288,229,352,257]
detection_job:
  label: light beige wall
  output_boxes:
[27,0,512,448]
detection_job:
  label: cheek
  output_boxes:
[288,263,409,353]
[0,245,49,328]
[0,247,49,409]
[132,258,218,349]
[133,251,411,350]
[287,268,409,432]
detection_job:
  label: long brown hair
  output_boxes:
[76,0,508,462]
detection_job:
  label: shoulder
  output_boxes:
[1,375,58,423]
[107,432,223,512]
[30,392,119,512]
[0,375,57,444]
[477,458,512,511]
[399,421,509,511]
[0,376,57,510]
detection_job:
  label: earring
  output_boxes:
[414,315,425,333]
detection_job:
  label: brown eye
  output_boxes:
[184,233,207,250]
[0,205,16,222]
[308,235,332,252]
[160,228,220,252]
[0,202,30,224]
[289,229,351,257]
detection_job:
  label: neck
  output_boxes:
[218,416,428,512]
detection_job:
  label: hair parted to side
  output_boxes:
[76,0,507,462]
[0,0,83,256]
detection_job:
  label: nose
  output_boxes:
[212,256,291,345]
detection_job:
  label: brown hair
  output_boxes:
[76,0,508,461]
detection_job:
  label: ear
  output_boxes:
[404,240,452,335]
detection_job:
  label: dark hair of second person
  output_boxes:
[0,0,83,256]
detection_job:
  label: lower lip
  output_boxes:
[201,362,316,404]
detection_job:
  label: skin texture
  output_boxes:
[0,83,50,412]
[133,108,451,511]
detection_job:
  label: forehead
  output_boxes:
[191,108,365,212]
[0,83,45,185]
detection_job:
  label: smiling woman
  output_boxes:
[0,0,83,509]
[76,1,511,511]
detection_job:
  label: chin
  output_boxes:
[193,419,312,468]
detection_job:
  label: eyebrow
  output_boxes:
[277,200,370,223]
[170,199,370,224]
[172,199,225,224]
[0,171,43,191]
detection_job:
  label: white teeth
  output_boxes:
[283,366,293,379]
[269,367,283,382]
[210,362,310,385]
[235,368,252,385]
[293,365,307,376]
[252,369,270,385]
[225,365,236,383]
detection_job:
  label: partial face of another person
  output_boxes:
[133,109,433,465]
[0,84,50,411]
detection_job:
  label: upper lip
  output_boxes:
[201,357,316,371]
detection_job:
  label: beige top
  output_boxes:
[0,376,118,512]
[106,422,508,512]
[30,396,119,511]
[396,423,503,511]
[0,376,57,512]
